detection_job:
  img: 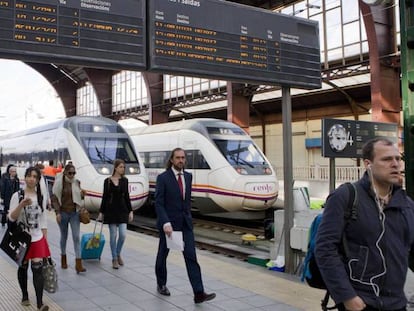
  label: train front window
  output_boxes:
[81,137,138,164]
[214,139,271,175]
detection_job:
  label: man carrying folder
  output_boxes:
[154,147,216,304]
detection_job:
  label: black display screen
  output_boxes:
[0,0,146,70]
[148,0,321,89]
[322,119,398,158]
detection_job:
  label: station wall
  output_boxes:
[250,114,373,169]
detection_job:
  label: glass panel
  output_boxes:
[325,0,340,10]
[326,8,342,49]
[177,87,185,97]
[213,139,270,174]
[343,21,360,45]
[81,137,138,164]
[308,0,323,16]
[342,0,359,23]
[360,14,367,41]
[310,13,324,49]
[207,126,245,135]
[141,151,169,168]
[295,1,308,17]
[344,43,361,58]
[362,41,369,53]
[185,150,210,169]
[280,6,293,15]
[327,47,343,61]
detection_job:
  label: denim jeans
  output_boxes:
[109,223,127,260]
[59,211,81,258]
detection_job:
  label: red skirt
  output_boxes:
[25,236,51,260]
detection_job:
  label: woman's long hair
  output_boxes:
[112,159,125,177]
[24,166,44,211]
[63,163,76,175]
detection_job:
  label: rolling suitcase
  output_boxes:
[81,220,105,260]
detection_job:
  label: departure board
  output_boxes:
[322,119,398,158]
[0,0,145,70]
[148,0,321,89]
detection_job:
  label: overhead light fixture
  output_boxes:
[306,4,321,9]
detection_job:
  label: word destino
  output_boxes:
[169,0,201,7]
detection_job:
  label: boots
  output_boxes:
[75,258,86,274]
[61,255,67,269]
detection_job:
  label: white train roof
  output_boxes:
[126,118,245,137]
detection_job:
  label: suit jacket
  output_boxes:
[155,168,193,231]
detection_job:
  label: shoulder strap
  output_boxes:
[343,182,358,221]
[18,189,25,203]
[341,182,358,258]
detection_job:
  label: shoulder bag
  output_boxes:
[0,206,31,266]
[42,257,58,293]
[79,206,90,224]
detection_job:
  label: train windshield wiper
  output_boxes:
[228,154,254,168]
[95,146,113,164]
[237,157,254,168]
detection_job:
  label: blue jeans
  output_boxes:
[59,211,81,258]
[109,223,127,260]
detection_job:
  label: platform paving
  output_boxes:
[0,212,327,310]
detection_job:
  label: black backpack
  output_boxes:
[301,182,358,310]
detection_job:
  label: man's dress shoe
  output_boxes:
[157,285,170,296]
[194,292,216,303]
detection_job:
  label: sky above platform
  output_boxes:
[0,59,66,135]
[0,59,147,135]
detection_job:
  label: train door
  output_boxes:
[181,139,197,180]
[180,135,213,213]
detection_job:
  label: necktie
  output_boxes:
[177,173,184,199]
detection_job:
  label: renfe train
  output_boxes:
[0,116,149,212]
[127,118,278,219]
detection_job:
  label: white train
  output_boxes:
[0,116,149,212]
[127,118,278,219]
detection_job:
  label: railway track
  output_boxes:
[127,216,270,261]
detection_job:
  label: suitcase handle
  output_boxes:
[92,219,104,236]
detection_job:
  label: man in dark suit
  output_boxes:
[155,147,216,304]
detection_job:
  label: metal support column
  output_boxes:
[400,0,414,199]
[282,87,294,273]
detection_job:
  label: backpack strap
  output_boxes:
[341,182,358,260]
[321,291,330,311]
[343,182,358,221]
[321,291,342,311]
[320,183,358,310]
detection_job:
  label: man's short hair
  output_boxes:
[362,137,395,161]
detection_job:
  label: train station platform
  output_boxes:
[0,211,326,311]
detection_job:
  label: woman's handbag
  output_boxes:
[79,207,90,224]
[0,221,31,266]
[42,257,58,293]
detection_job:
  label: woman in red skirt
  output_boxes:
[8,166,50,311]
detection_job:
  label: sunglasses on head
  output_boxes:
[67,172,76,176]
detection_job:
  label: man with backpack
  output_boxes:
[315,138,414,311]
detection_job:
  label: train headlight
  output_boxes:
[235,167,248,175]
[128,166,140,174]
[92,125,106,133]
[264,167,272,175]
[98,167,111,174]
